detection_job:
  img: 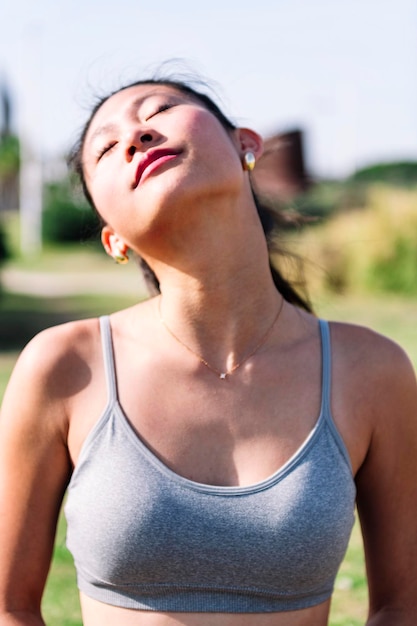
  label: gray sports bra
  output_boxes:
[65,317,356,613]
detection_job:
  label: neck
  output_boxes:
[158,293,284,380]
[147,223,284,372]
[134,189,287,373]
[157,252,279,328]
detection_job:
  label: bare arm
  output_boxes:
[355,340,417,625]
[0,612,47,626]
[0,329,74,625]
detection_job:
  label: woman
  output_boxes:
[1,75,417,626]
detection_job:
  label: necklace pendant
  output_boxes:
[158,296,284,384]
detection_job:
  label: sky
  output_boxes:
[1,0,416,178]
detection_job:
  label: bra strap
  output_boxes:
[99,315,118,404]
[318,319,332,416]
[318,319,353,472]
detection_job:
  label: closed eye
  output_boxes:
[145,102,176,120]
[96,141,117,161]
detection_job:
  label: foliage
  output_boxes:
[273,162,417,231]
[0,134,20,177]
[282,180,367,222]
[42,177,101,244]
[351,161,417,186]
[0,219,11,299]
[0,220,10,262]
[295,185,417,296]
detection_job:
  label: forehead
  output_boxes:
[85,84,195,141]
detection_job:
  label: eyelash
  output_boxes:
[96,142,117,161]
[96,102,176,161]
[146,102,174,120]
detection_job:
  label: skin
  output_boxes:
[1,84,417,626]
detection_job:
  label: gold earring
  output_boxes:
[243,151,256,171]
[113,245,129,264]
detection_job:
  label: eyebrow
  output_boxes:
[87,122,120,147]
[86,90,184,148]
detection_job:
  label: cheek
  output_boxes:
[183,110,239,162]
[88,170,124,225]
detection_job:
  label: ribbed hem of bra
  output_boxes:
[78,579,333,613]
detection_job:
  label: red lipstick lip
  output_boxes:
[134,149,181,187]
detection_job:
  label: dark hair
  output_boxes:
[68,76,313,313]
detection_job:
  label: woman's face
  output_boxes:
[82,84,253,253]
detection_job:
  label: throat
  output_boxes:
[157,295,284,380]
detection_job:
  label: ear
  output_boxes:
[236,128,264,161]
[101,226,129,259]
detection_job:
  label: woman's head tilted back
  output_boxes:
[69,77,237,213]
[68,73,312,312]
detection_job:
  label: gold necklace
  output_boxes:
[158,296,284,380]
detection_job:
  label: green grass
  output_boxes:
[330,521,368,625]
[42,513,82,626]
[0,352,17,397]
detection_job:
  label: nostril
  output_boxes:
[127,146,136,156]
[140,133,153,143]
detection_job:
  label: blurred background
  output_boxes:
[1,0,417,363]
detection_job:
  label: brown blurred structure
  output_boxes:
[252,129,311,203]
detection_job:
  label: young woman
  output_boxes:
[1,76,417,626]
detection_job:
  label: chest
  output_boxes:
[69,333,327,485]
[117,361,323,486]
[65,411,356,608]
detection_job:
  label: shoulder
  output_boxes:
[328,319,414,384]
[327,319,417,443]
[1,318,104,431]
[321,319,417,472]
[26,315,102,352]
[15,317,102,382]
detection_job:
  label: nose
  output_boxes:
[124,129,157,160]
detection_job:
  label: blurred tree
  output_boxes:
[0,80,19,212]
[0,134,19,178]
[42,175,100,245]
[351,161,417,186]
[0,134,16,266]
[0,82,15,296]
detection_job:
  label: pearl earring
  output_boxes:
[243,152,256,171]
